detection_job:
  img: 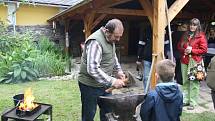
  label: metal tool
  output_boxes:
[105,71,137,93]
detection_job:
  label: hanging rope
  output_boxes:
[165,0,174,62]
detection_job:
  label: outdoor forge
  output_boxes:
[0,0,215,121]
[15,87,41,117]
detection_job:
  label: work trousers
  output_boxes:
[78,82,111,121]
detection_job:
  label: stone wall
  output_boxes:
[7,25,65,44]
[7,24,84,57]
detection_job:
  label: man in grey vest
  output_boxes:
[78,19,126,121]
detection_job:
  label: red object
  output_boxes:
[177,32,208,64]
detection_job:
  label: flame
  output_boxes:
[18,88,38,111]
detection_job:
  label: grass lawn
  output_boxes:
[0,80,215,121]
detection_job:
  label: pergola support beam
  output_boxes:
[168,0,189,22]
[139,0,153,25]
[150,0,167,88]
[83,11,95,38]
[96,8,146,16]
[91,14,107,30]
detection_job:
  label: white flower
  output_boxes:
[197,65,203,71]
[189,75,196,81]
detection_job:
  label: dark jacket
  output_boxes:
[137,40,145,62]
[172,31,184,59]
[143,26,152,62]
[136,25,152,62]
[140,82,183,121]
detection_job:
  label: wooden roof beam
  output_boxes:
[138,0,153,25]
[84,11,95,38]
[168,0,189,22]
[96,8,146,16]
[176,11,202,19]
[91,14,107,30]
[92,0,133,9]
[199,0,215,11]
[102,0,133,8]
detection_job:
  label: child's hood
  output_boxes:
[155,82,180,102]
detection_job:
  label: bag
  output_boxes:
[187,56,206,81]
[206,57,215,90]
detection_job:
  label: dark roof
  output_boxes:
[5,0,83,6]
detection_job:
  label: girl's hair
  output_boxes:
[181,18,202,47]
[189,18,202,35]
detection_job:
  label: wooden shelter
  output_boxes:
[48,0,215,88]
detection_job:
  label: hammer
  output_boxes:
[105,71,136,93]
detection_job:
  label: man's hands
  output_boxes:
[116,72,126,80]
[112,79,126,88]
[113,72,127,88]
[105,78,128,93]
[105,72,128,93]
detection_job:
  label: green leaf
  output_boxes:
[23,66,31,72]
[7,71,13,75]
[24,67,38,77]
[0,78,6,83]
[4,78,12,84]
[26,75,34,81]
[13,68,21,78]
[21,71,27,80]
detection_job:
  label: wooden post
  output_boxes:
[151,0,166,88]
[84,11,95,39]
[64,20,69,55]
[64,20,71,72]
[150,0,189,88]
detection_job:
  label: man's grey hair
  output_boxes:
[105,19,123,33]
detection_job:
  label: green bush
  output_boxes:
[0,22,68,83]
[0,62,39,83]
[0,31,39,83]
[33,51,66,77]
[36,36,63,55]
[33,36,67,77]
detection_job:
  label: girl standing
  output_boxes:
[177,18,207,110]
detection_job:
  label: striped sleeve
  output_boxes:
[86,40,116,87]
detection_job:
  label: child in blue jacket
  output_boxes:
[140,59,183,121]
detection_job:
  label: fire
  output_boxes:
[18,88,38,111]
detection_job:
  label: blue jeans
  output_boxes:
[78,82,112,121]
[143,60,152,92]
